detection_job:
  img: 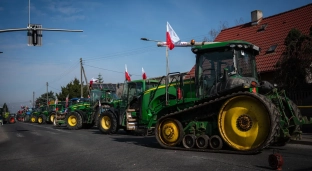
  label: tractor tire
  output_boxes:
[65,111,83,130]
[37,115,46,124]
[30,115,37,123]
[98,111,118,134]
[217,94,280,151]
[156,118,184,147]
[48,113,56,124]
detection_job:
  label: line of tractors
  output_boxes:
[16,40,312,154]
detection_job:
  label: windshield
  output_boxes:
[146,82,159,90]
[235,49,258,78]
[128,82,143,97]
[196,48,257,97]
[91,89,102,103]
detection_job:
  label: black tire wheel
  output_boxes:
[182,134,196,149]
[37,115,46,124]
[30,115,37,123]
[196,135,210,149]
[98,111,118,134]
[155,118,184,148]
[65,111,83,130]
[209,135,223,150]
[48,112,56,124]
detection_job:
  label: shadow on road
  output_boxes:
[288,140,312,146]
[111,136,161,149]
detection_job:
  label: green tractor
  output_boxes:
[53,98,90,127]
[30,105,51,123]
[37,102,65,124]
[97,79,160,134]
[98,40,312,154]
[62,83,120,130]
[0,107,15,124]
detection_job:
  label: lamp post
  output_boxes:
[141,37,170,104]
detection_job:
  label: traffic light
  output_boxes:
[27,24,42,46]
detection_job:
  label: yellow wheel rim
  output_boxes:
[68,115,77,127]
[157,119,182,146]
[218,95,270,151]
[101,116,111,130]
[31,117,36,123]
[50,115,55,122]
[38,117,42,123]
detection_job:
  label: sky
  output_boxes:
[0,0,311,112]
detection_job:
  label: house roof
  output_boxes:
[186,3,312,78]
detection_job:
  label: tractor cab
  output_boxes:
[192,41,260,98]
[124,80,159,105]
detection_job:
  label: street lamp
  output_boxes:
[140,37,170,78]
[141,37,170,104]
[0,52,3,53]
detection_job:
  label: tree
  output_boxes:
[36,91,56,107]
[97,73,104,83]
[275,27,312,90]
[2,103,9,112]
[204,18,244,42]
[56,77,88,101]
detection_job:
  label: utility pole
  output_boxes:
[46,82,49,106]
[80,58,83,98]
[33,91,35,108]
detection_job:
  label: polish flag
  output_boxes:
[142,67,147,80]
[89,78,98,88]
[125,64,131,81]
[166,22,180,50]
[65,94,69,108]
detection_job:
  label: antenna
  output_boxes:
[28,0,30,27]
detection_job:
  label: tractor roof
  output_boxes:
[191,40,260,55]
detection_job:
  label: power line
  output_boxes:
[48,85,62,92]
[84,64,141,76]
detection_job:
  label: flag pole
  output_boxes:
[165,46,169,105]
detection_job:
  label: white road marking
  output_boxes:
[31,131,42,136]
[16,133,24,137]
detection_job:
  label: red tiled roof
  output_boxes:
[187,3,312,78]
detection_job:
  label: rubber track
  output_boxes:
[156,91,280,155]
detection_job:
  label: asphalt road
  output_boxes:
[0,122,312,171]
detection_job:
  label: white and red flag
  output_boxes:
[142,67,147,80]
[125,64,131,81]
[65,94,69,108]
[166,22,180,50]
[89,78,99,88]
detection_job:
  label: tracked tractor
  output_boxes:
[99,40,312,154]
